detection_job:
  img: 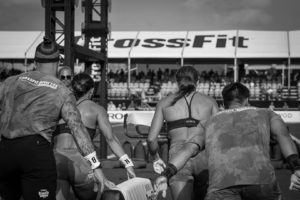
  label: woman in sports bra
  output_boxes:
[53,73,136,200]
[147,66,219,200]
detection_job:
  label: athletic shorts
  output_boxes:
[168,141,208,185]
[54,148,97,200]
[0,135,57,200]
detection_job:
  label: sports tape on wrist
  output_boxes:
[286,154,300,172]
[119,154,134,168]
[161,163,178,180]
[84,151,101,169]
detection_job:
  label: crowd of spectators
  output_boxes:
[107,66,300,110]
[1,65,300,110]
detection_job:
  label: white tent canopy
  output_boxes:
[183,30,237,58]
[0,30,299,60]
[236,30,289,58]
[289,30,300,58]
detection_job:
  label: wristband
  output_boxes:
[286,154,300,172]
[119,154,134,168]
[161,163,178,180]
[84,151,101,170]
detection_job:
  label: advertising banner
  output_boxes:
[236,30,289,58]
[108,110,300,124]
[0,30,299,59]
[130,31,187,58]
[107,32,138,58]
[183,30,237,58]
[289,31,300,58]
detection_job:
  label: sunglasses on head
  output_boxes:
[60,75,71,80]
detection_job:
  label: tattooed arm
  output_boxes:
[0,83,4,103]
[61,93,116,191]
[61,93,95,156]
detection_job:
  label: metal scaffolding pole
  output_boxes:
[44,0,109,159]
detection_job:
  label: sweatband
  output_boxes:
[84,151,101,169]
[119,154,134,168]
[286,154,300,172]
[161,163,178,180]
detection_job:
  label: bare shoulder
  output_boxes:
[156,93,175,108]
[194,92,217,105]
[87,100,107,116]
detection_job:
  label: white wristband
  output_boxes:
[84,151,101,170]
[119,154,134,168]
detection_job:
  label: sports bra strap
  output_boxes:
[183,92,196,118]
[53,123,96,139]
[76,98,89,106]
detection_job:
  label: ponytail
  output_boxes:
[170,66,198,106]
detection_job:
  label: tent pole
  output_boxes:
[234,30,239,82]
[127,58,131,93]
[234,58,239,82]
[287,31,291,89]
[127,31,139,96]
[181,31,189,67]
[288,58,291,89]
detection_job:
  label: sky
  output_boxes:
[0,0,299,31]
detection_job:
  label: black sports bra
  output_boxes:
[53,123,96,139]
[166,92,200,131]
[53,98,97,138]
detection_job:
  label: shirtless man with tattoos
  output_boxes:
[0,37,114,200]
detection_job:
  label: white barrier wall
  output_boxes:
[108,110,300,124]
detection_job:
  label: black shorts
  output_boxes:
[0,135,57,200]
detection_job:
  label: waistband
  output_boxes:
[1,134,47,141]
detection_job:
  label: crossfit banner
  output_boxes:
[183,30,237,58]
[289,30,300,58]
[88,30,290,59]
[107,32,138,58]
[236,30,289,58]
[130,31,187,58]
[0,30,299,59]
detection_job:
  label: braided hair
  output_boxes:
[71,73,95,100]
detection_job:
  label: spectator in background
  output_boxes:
[107,101,117,111]
[58,66,73,89]
[283,102,289,109]
[269,102,275,110]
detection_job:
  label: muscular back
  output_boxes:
[54,100,99,149]
[149,92,219,145]
[165,92,218,142]
[77,100,99,129]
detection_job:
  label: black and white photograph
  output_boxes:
[0,1,300,200]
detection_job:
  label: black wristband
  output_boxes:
[161,163,178,180]
[286,154,300,172]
